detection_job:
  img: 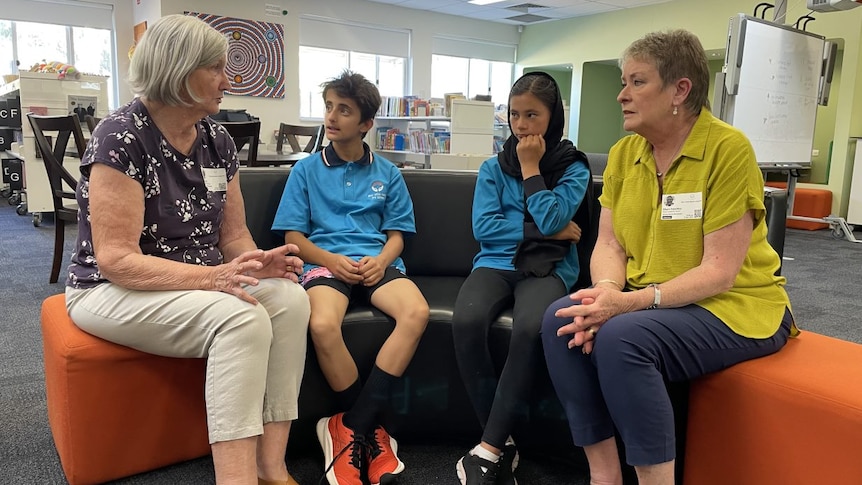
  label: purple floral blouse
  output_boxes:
[67,98,239,289]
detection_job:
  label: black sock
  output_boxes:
[342,365,398,436]
[336,379,362,412]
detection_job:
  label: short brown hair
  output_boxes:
[621,29,710,113]
[321,70,382,126]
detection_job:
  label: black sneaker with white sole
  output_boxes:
[456,452,500,485]
[497,444,519,485]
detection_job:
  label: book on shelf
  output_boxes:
[376,124,451,155]
[378,95,434,118]
[443,93,466,117]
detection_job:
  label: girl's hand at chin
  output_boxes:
[516,134,544,173]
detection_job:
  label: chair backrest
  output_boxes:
[84,115,101,133]
[221,120,261,166]
[276,123,323,153]
[27,113,86,210]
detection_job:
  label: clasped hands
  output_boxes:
[327,254,385,287]
[215,243,304,304]
[554,286,630,354]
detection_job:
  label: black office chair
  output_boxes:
[221,120,261,166]
[27,113,87,284]
[84,114,101,133]
[276,123,324,153]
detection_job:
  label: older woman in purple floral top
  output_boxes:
[64,15,309,485]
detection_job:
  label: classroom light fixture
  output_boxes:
[469,0,508,5]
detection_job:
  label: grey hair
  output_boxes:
[128,14,228,107]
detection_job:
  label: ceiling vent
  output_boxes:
[508,3,548,9]
[506,13,552,23]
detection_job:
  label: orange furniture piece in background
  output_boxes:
[684,331,862,485]
[41,294,210,485]
[766,181,832,230]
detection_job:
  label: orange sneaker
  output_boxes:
[316,413,365,485]
[366,425,405,485]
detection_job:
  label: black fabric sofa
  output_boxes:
[238,158,788,473]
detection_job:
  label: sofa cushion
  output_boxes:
[401,170,479,277]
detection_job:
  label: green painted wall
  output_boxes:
[808,47,843,184]
[578,62,624,153]
[524,67,573,107]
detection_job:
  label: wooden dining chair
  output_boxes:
[27,113,87,284]
[84,114,101,133]
[276,123,324,153]
[221,120,261,166]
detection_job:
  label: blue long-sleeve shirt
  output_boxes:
[471,156,590,290]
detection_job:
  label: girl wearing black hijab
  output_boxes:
[453,72,592,485]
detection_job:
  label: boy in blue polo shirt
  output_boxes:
[272,71,429,485]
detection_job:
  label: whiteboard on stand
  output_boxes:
[721,14,825,167]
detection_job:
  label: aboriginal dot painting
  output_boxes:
[187,12,285,99]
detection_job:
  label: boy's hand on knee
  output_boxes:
[357,256,384,286]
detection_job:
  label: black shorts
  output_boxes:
[302,265,408,300]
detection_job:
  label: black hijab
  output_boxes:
[497,71,585,188]
[501,71,593,279]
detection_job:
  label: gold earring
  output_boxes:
[672,106,678,116]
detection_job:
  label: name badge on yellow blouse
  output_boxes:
[201,168,227,192]
[660,192,702,220]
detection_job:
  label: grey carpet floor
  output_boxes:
[1,200,859,484]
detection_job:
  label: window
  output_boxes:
[72,27,111,77]
[298,16,409,119]
[0,21,14,76]
[298,46,405,119]
[430,36,516,106]
[431,55,513,106]
[1,18,115,107]
[15,21,67,69]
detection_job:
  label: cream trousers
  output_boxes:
[66,278,310,444]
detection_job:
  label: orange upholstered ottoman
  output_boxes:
[684,332,862,485]
[766,182,832,230]
[41,294,210,485]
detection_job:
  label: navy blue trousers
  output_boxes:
[541,297,792,466]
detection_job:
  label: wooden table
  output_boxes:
[239,148,311,167]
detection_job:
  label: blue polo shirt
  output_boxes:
[272,143,416,273]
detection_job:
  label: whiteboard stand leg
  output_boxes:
[823,216,860,243]
[787,215,860,243]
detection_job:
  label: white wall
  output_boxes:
[146,0,519,147]
[133,0,162,26]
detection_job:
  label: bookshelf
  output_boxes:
[373,115,450,168]
[373,99,495,169]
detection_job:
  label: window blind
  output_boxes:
[3,0,113,30]
[433,36,516,63]
[300,16,410,59]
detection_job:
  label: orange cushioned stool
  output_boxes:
[766,182,832,230]
[684,332,862,485]
[41,294,210,485]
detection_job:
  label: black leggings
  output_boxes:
[452,267,567,449]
